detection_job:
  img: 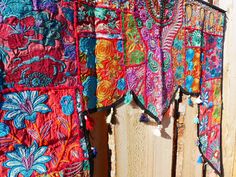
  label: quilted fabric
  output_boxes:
[0,0,90,176]
[0,0,225,176]
[0,89,90,176]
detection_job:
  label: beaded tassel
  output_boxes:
[194,96,203,104]
[188,95,193,106]
[197,155,203,164]
[193,115,199,124]
[124,91,133,104]
[139,111,150,123]
[91,147,97,158]
[175,88,180,101]
[106,107,114,124]
[153,124,162,137]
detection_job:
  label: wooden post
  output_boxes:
[171,100,180,177]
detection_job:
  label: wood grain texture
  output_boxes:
[175,96,202,177]
[114,103,173,177]
[90,112,109,177]
[218,1,236,177]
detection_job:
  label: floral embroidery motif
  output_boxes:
[199,115,208,132]
[3,141,51,177]
[37,0,59,13]
[6,16,35,49]
[35,16,63,46]
[201,91,209,107]
[0,89,89,176]
[0,46,10,64]
[60,95,74,116]
[78,3,121,35]
[187,30,202,46]
[185,48,201,93]
[203,34,223,80]
[0,1,77,89]
[123,13,146,65]
[0,122,10,137]
[199,79,223,173]
[19,72,53,88]
[1,91,51,129]
[0,0,33,20]
[117,78,126,91]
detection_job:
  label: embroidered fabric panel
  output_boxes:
[0,0,90,176]
[77,0,184,119]
[0,89,89,176]
[0,0,225,176]
[183,1,225,174]
[0,0,78,89]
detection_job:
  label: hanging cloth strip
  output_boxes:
[0,0,90,176]
[0,0,226,176]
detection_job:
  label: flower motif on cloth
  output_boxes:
[3,141,51,177]
[1,91,51,129]
[0,89,90,176]
[0,122,10,137]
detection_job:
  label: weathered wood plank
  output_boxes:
[90,112,109,177]
[175,96,203,177]
[219,1,236,177]
[114,103,174,177]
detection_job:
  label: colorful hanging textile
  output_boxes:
[0,0,225,176]
[0,1,91,176]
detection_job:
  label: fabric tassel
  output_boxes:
[79,114,84,127]
[194,96,203,104]
[124,91,133,104]
[197,155,203,164]
[195,137,200,146]
[193,115,199,124]
[139,111,149,123]
[91,147,97,158]
[153,124,162,137]
[85,115,94,131]
[188,95,193,106]
[106,107,114,124]
[195,139,200,146]
[175,88,180,101]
